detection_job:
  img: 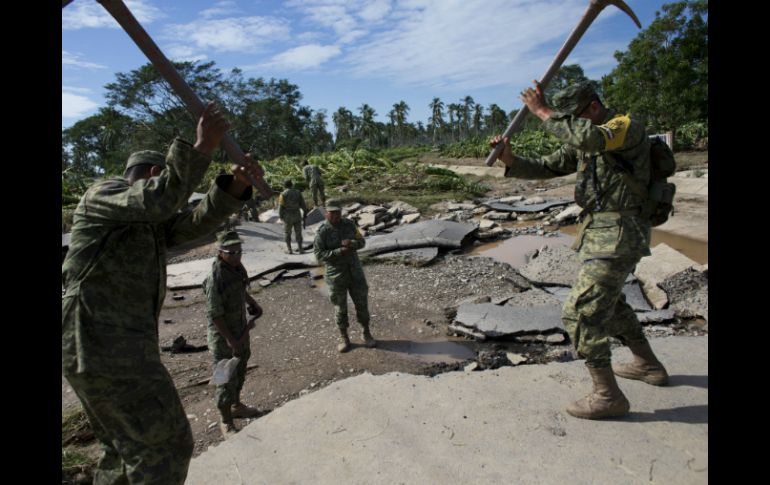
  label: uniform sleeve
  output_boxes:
[351,225,365,250]
[543,112,636,153]
[79,139,210,223]
[504,145,579,179]
[203,269,226,319]
[165,175,251,248]
[313,229,340,263]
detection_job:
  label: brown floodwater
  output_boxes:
[468,232,576,269]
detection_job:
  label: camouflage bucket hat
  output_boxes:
[218,230,243,248]
[325,199,341,212]
[551,81,598,116]
[125,150,166,172]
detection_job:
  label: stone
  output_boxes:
[478,219,497,230]
[634,244,705,310]
[454,303,564,338]
[506,353,528,365]
[519,245,580,286]
[401,213,421,224]
[499,195,525,204]
[554,204,582,223]
[483,211,510,221]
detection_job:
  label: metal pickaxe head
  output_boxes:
[594,0,642,29]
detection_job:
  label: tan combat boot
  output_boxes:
[219,421,238,439]
[613,341,669,386]
[362,327,376,348]
[566,365,630,420]
[337,330,351,353]
[232,402,260,419]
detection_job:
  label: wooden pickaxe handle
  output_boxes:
[94,0,274,198]
[485,0,641,167]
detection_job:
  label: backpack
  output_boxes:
[614,137,677,226]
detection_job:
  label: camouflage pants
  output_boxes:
[309,183,325,207]
[212,346,251,420]
[282,215,303,247]
[328,273,370,331]
[561,256,647,368]
[65,369,193,485]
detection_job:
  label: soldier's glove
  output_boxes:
[247,303,263,319]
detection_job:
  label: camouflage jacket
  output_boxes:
[303,164,323,186]
[313,219,367,286]
[62,138,250,377]
[504,109,651,260]
[278,188,307,223]
[202,257,250,353]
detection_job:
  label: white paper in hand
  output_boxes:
[211,357,241,385]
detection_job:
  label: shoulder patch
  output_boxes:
[598,114,631,151]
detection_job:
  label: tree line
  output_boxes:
[62,0,707,177]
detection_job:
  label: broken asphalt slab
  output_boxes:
[358,220,477,257]
[634,243,705,310]
[483,198,573,213]
[166,222,318,290]
[543,281,653,312]
[453,303,565,338]
[371,247,439,266]
[187,335,708,485]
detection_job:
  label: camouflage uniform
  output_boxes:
[202,251,251,421]
[313,217,370,332]
[504,84,651,369]
[303,164,326,207]
[62,139,249,485]
[278,187,308,251]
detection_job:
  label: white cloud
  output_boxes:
[62,0,164,30]
[343,0,587,90]
[167,45,209,63]
[261,44,342,70]
[286,0,391,44]
[164,17,290,53]
[62,51,107,70]
[201,1,240,19]
[62,90,100,119]
[357,0,392,22]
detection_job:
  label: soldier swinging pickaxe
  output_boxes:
[61,0,274,198]
[485,0,641,167]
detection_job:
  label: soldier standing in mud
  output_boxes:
[278,179,308,254]
[491,81,669,420]
[302,159,326,207]
[313,201,376,352]
[203,230,263,438]
[62,102,263,484]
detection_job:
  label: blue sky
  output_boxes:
[62,0,670,131]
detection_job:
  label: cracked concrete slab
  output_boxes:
[635,243,705,310]
[371,247,439,266]
[484,198,573,213]
[359,220,476,257]
[454,303,564,337]
[188,336,707,485]
[659,267,708,321]
[543,281,653,312]
[166,222,319,290]
[519,245,580,286]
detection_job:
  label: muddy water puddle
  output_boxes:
[468,232,575,269]
[379,338,476,364]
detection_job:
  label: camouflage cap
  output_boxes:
[550,81,599,116]
[217,230,243,248]
[125,150,166,172]
[325,199,342,212]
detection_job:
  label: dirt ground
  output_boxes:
[61,150,709,480]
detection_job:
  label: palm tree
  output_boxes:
[447,103,461,141]
[461,96,475,138]
[332,107,354,144]
[358,104,377,147]
[392,100,409,146]
[428,97,445,144]
[473,104,484,136]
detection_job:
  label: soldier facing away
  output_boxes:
[491,80,669,420]
[302,159,326,207]
[202,230,263,438]
[62,102,263,484]
[313,200,376,352]
[278,179,308,254]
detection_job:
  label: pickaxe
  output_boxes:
[485,0,641,167]
[62,0,274,197]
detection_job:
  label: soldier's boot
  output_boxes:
[219,408,238,438]
[362,325,376,348]
[337,329,351,353]
[232,402,260,419]
[297,238,304,254]
[612,340,669,386]
[566,365,630,420]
